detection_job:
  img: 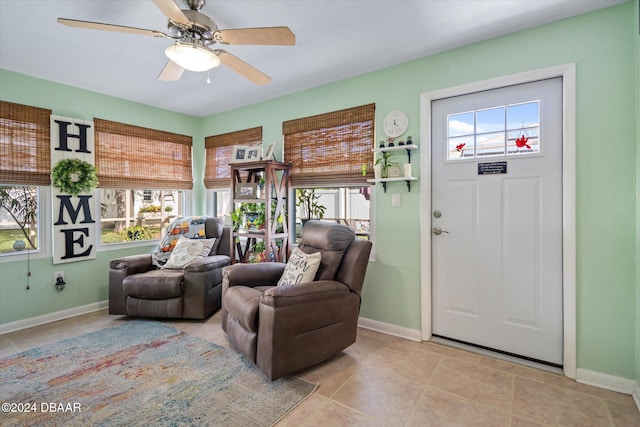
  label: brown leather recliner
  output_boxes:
[109,217,231,320]
[221,220,372,380]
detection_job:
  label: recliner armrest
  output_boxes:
[109,254,154,275]
[223,262,286,288]
[260,280,350,307]
[184,255,230,272]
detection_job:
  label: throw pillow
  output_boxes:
[277,247,321,286]
[151,216,208,267]
[162,236,216,269]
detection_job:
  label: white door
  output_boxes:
[431,78,563,365]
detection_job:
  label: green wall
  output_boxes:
[1,3,637,382]
[0,70,198,323]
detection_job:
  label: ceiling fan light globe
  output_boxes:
[164,42,220,72]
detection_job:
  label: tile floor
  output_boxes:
[1,309,639,427]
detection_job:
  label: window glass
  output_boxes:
[209,189,231,220]
[294,187,370,241]
[0,186,39,254]
[476,107,505,133]
[447,100,540,160]
[447,111,474,138]
[99,189,185,243]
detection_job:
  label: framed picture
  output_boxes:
[236,183,257,199]
[231,145,248,163]
[262,140,277,161]
[247,146,261,161]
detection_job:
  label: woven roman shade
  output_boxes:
[94,118,193,189]
[204,126,262,189]
[0,101,52,186]
[283,103,375,187]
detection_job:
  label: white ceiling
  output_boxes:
[0,0,626,117]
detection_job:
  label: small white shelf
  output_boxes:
[367,177,418,183]
[372,143,418,153]
[367,177,417,192]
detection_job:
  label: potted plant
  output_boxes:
[374,151,397,178]
[295,189,326,224]
[240,203,265,230]
[251,240,266,262]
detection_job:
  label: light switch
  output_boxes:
[392,193,401,207]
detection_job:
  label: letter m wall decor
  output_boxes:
[51,116,97,264]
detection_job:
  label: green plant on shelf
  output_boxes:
[374,151,398,178]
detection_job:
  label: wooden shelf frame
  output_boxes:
[230,161,291,263]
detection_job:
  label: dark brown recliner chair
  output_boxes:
[221,220,372,380]
[109,217,231,320]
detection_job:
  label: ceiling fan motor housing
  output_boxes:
[167,9,218,44]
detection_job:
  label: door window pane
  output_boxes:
[476,107,505,133]
[447,100,540,160]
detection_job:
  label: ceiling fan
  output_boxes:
[57,0,295,85]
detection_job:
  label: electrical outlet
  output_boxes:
[54,271,66,291]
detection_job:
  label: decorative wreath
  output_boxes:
[51,158,99,195]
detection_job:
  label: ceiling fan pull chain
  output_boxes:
[207,70,211,84]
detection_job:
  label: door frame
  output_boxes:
[419,64,576,378]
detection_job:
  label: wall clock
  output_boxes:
[383,111,409,138]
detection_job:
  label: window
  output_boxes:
[94,118,193,244]
[100,189,185,242]
[0,186,41,254]
[447,101,540,160]
[284,104,374,240]
[0,101,51,255]
[204,127,262,224]
[294,187,370,240]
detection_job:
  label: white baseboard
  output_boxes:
[576,368,637,397]
[358,316,422,342]
[631,380,640,412]
[0,301,108,335]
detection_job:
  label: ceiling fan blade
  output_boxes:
[215,50,271,85]
[216,27,295,46]
[58,18,167,38]
[151,0,190,26]
[158,60,184,81]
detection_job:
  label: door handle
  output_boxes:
[432,226,449,235]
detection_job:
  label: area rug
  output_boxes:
[0,320,316,426]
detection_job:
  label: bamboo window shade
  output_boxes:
[283,103,375,187]
[94,118,193,189]
[0,101,52,186]
[204,126,262,189]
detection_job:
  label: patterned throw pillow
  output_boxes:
[162,236,216,269]
[151,216,208,268]
[277,248,321,286]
